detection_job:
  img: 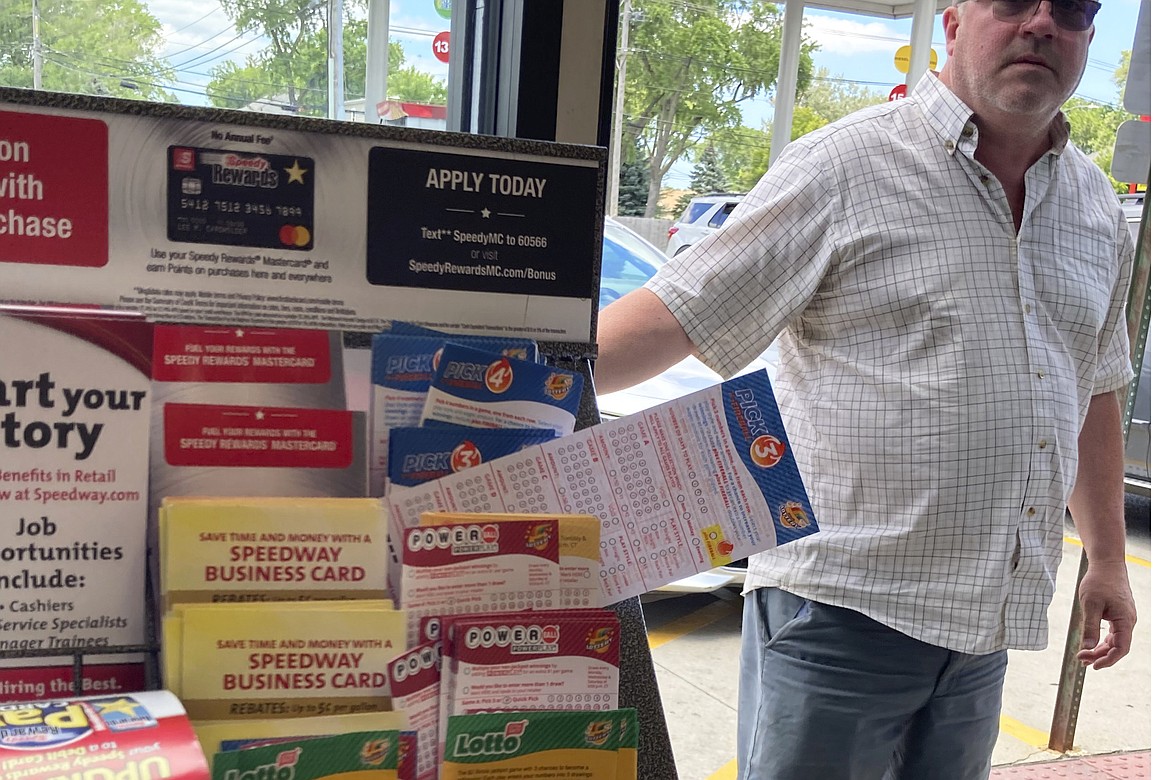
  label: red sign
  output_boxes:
[433,31,451,63]
[0,110,109,267]
[888,84,908,101]
[153,324,332,383]
[163,403,355,469]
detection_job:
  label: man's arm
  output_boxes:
[594,288,696,395]
[1068,390,1137,670]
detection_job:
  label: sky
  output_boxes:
[142,0,1147,186]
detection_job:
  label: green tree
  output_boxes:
[208,0,445,115]
[691,144,729,193]
[618,152,651,217]
[701,68,888,194]
[388,66,447,103]
[622,0,815,217]
[1064,51,1135,193]
[797,69,886,124]
[0,0,174,100]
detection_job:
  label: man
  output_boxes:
[594,0,1137,777]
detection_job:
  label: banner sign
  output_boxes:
[0,89,605,342]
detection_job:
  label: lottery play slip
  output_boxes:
[388,369,818,605]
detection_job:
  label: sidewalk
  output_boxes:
[991,750,1152,778]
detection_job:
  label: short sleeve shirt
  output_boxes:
[643,73,1134,654]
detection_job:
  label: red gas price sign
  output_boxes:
[888,84,908,101]
[433,31,451,63]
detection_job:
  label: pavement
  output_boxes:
[640,499,1153,779]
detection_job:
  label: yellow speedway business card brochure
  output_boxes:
[422,512,601,608]
[193,711,407,766]
[160,497,389,609]
[441,710,634,779]
[389,370,818,605]
[399,519,560,646]
[168,601,405,720]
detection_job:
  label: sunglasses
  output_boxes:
[978,0,1101,32]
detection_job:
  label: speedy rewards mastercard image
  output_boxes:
[0,690,210,780]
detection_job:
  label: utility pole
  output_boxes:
[31,0,43,90]
[606,0,632,216]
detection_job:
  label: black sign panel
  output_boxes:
[366,147,598,298]
[167,146,315,251]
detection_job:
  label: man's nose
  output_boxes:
[1019,0,1059,34]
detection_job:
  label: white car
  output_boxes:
[665,193,745,257]
[599,217,777,594]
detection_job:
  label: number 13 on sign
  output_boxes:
[433,31,451,63]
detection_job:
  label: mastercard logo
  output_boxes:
[749,434,786,468]
[278,224,312,247]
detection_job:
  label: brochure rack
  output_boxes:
[0,87,679,780]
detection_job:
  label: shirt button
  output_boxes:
[1036,370,1045,379]
[962,125,974,138]
[1038,440,1048,449]
[980,174,991,186]
[1024,303,1032,314]
[1027,507,1036,516]
[945,140,955,152]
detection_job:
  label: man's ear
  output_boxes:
[942,5,962,56]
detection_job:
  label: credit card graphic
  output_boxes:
[167,145,315,250]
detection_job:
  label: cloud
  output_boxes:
[802,13,913,56]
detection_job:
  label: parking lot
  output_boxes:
[640,499,1153,780]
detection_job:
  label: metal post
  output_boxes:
[31,0,43,90]
[1049,183,1151,752]
[769,0,805,164]
[327,0,345,120]
[606,0,631,216]
[364,0,391,124]
[906,0,936,89]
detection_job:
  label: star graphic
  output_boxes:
[92,698,143,718]
[285,160,308,184]
[255,410,266,420]
[481,207,491,218]
[235,329,245,337]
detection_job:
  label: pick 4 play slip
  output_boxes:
[441,709,638,780]
[420,342,583,436]
[0,690,209,780]
[367,327,536,497]
[211,730,405,780]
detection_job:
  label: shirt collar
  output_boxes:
[909,72,1071,157]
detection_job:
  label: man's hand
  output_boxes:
[1076,560,1136,670]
